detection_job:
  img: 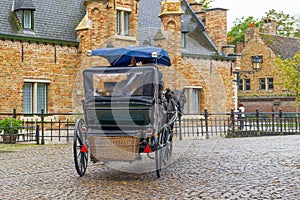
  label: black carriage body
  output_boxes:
[74,47,174,177]
[82,65,165,138]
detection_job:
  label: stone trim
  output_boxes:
[0,34,78,47]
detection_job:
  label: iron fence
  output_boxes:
[1,109,299,144]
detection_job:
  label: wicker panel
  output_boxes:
[88,136,140,161]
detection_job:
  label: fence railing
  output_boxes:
[0,109,83,144]
[1,109,299,144]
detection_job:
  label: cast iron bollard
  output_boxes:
[41,109,45,145]
[36,125,40,145]
[230,109,235,134]
[204,109,209,139]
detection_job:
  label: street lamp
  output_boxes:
[251,55,263,69]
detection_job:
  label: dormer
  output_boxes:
[12,0,36,30]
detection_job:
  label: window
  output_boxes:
[267,78,273,90]
[238,79,251,91]
[23,81,49,114]
[244,79,251,91]
[116,10,130,36]
[238,79,243,91]
[181,33,187,48]
[238,79,250,91]
[259,78,266,90]
[183,87,201,114]
[259,77,273,91]
[23,10,33,29]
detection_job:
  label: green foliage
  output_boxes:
[274,50,300,110]
[199,0,214,9]
[228,10,300,47]
[227,16,261,45]
[264,9,298,37]
[0,118,22,133]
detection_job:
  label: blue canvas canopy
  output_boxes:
[87,46,171,67]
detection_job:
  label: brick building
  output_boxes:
[0,0,236,118]
[236,20,300,112]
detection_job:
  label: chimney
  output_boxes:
[236,42,245,54]
[157,0,184,64]
[263,18,277,35]
[245,21,259,44]
[222,45,235,55]
[205,8,228,52]
[188,1,202,13]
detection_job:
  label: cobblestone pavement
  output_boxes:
[0,135,299,199]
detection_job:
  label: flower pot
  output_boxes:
[3,134,17,144]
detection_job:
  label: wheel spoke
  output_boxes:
[73,119,88,177]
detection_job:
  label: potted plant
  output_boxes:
[0,118,22,144]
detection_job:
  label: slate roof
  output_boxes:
[0,0,86,43]
[138,0,219,57]
[260,33,300,59]
[13,0,35,11]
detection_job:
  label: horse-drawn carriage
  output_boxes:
[73,46,180,178]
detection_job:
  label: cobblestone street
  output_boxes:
[0,135,299,199]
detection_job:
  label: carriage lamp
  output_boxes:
[251,55,263,69]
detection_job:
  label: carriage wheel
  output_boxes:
[155,138,162,178]
[162,126,173,166]
[73,119,88,177]
[155,125,173,178]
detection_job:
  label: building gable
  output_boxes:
[138,0,218,57]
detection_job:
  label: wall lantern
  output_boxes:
[251,55,263,69]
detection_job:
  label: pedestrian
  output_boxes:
[238,103,245,130]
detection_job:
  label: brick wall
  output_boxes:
[156,0,235,114]
[205,8,228,52]
[0,40,78,114]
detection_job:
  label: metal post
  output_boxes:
[256,109,259,132]
[179,116,182,141]
[204,109,209,139]
[230,109,235,135]
[41,109,45,145]
[279,110,283,134]
[272,109,275,133]
[13,108,17,119]
[36,125,40,144]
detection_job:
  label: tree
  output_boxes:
[227,16,260,45]
[264,9,297,37]
[195,0,214,10]
[199,0,214,9]
[274,50,300,112]
[227,10,300,47]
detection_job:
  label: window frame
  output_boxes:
[23,10,34,29]
[181,33,187,48]
[116,9,130,36]
[238,78,251,91]
[259,78,266,90]
[267,77,274,91]
[244,79,251,91]
[259,77,274,91]
[23,80,49,114]
[183,87,202,114]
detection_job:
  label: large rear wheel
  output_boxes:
[73,119,88,177]
[162,126,173,166]
[155,140,162,178]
